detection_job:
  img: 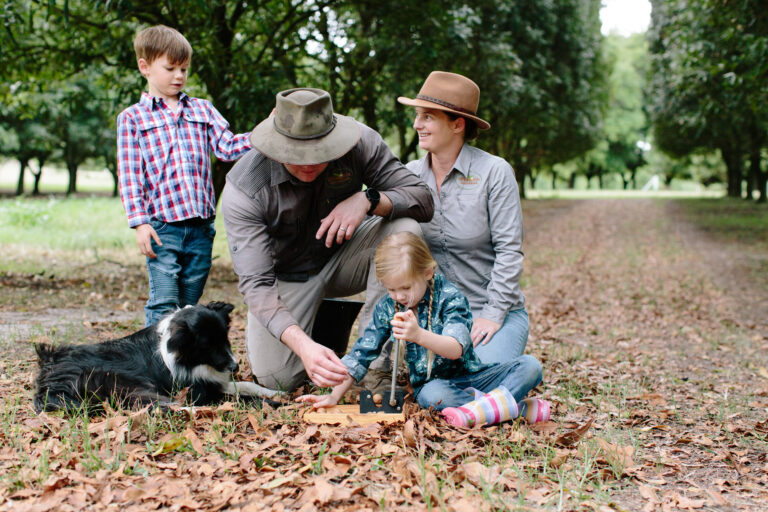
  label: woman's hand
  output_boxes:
[296,393,339,409]
[471,318,501,347]
[391,310,422,344]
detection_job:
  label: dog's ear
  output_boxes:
[206,302,235,323]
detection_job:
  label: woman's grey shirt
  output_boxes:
[407,144,525,323]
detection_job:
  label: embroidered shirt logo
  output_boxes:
[457,170,480,189]
[327,168,353,186]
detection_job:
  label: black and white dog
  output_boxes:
[33,302,282,413]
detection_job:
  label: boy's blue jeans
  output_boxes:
[473,307,529,364]
[144,218,215,326]
[415,355,543,411]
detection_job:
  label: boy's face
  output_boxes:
[138,54,189,102]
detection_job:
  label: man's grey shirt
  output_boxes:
[407,143,525,324]
[222,121,434,339]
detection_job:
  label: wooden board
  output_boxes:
[303,405,405,425]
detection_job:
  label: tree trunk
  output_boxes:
[551,171,557,190]
[721,147,743,198]
[32,159,44,195]
[15,158,29,196]
[757,166,767,204]
[568,173,576,189]
[515,163,528,199]
[747,150,760,201]
[66,154,78,195]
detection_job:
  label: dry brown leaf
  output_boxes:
[596,438,634,474]
[402,418,418,448]
[460,461,501,487]
[549,448,571,469]
[555,418,593,447]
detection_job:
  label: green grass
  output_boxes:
[675,198,768,242]
[0,196,234,273]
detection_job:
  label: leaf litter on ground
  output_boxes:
[1,198,767,510]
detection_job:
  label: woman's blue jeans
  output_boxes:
[473,307,529,364]
[144,218,215,326]
[415,354,543,411]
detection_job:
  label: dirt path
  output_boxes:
[523,199,768,510]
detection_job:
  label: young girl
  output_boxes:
[297,232,550,426]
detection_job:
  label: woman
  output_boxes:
[397,71,528,365]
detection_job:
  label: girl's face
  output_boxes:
[381,268,434,309]
[412,107,464,154]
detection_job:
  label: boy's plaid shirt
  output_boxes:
[116,92,251,227]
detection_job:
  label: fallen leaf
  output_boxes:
[555,418,593,447]
[152,434,185,456]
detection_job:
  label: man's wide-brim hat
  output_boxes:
[250,88,361,165]
[397,71,490,130]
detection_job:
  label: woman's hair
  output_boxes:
[375,232,437,283]
[134,25,193,65]
[446,112,479,141]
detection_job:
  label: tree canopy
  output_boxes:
[1,0,609,197]
[648,0,768,200]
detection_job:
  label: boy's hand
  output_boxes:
[296,393,339,409]
[391,310,422,344]
[135,223,162,258]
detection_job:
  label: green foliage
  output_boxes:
[647,0,768,199]
[1,0,609,199]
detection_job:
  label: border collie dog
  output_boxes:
[33,302,282,413]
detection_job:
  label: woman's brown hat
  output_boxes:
[397,71,490,130]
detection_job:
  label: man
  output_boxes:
[222,88,434,392]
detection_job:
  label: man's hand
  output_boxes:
[315,191,369,248]
[296,336,350,387]
[135,223,162,258]
[472,317,501,347]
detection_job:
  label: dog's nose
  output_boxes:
[229,360,239,373]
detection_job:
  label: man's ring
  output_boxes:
[480,331,487,336]
[339,227,346,232]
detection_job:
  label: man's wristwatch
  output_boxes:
[365,188,380,215]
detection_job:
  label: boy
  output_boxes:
[117,25,251,326]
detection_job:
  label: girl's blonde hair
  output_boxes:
[375,232,437,283]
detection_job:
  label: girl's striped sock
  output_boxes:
[441,386,518,427]
[519,397,551,423]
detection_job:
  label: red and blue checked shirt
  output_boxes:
[117,92,251,228]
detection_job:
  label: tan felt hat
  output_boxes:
[249,88,361,165]
[397,71,490,130]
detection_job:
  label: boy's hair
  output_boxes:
[375,232,437,282]
[134,25,192,65]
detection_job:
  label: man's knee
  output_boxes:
[382,217,423,238]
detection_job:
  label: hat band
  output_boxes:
[416,94,475,116]
[273,115,337,140]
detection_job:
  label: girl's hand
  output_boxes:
[471,318,501,347]
[391,310,422,344]
[296,393,339,409]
